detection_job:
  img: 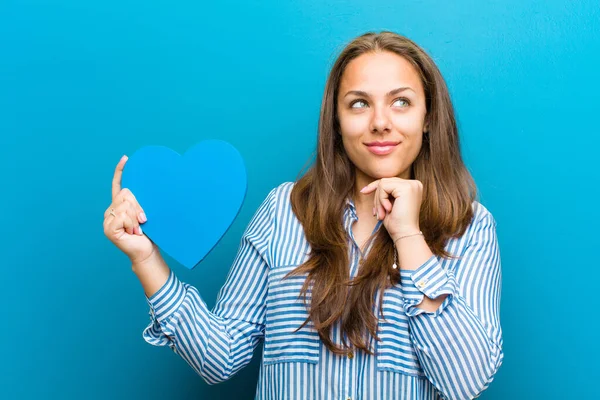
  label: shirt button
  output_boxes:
[347,351,354,359]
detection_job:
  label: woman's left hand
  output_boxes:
[360,177,423,241]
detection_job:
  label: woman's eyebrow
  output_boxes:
[343,87,414,98]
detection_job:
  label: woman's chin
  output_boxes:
[369,168,409,180]
[354,163,412,182]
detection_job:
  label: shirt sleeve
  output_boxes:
[399,207,504,400]
[141,186,277,385]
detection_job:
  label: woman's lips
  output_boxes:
[366,143,399,155]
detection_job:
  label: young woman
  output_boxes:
[103,31,503,400]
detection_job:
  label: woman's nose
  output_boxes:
[370,106,392,133]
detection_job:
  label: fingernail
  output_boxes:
[372,207,376,216]
[360,186,367,193]
[140,212,147,222]
[139,226,143,235]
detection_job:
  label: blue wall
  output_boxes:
[1,1,598,399]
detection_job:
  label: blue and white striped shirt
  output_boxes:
[142,182,503,400]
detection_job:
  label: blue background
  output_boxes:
[1,1,598,399]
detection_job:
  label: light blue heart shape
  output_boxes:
[121,139,247,269]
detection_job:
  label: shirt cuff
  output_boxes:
[145,269,187,324]
[399,255,457,317]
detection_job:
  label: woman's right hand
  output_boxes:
[103,155,157,264]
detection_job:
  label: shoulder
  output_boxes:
[250,182,296,223]
[244,182,296,238]
[471,200,498,228]
[438,200,500,261]
[256,181,294,204]
[264,181,296,208]
[273,181,295,198]
[459,200,498,246]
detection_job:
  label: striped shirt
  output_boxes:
[142,181,503,400]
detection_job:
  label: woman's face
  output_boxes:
[336,50,428,184]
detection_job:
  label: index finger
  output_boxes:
[359,179,380,194]
[112,155,128,200]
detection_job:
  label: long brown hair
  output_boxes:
[286,31,477,355]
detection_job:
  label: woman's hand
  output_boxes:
[360,177,423,241]
[103,155,157,264]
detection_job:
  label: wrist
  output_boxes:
[391,226,422,243]
[131,245,162,273]
[131,247,171,300]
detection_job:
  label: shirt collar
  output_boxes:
[345,197,356,211]
[344,197,357,220]
[344,196,383,235]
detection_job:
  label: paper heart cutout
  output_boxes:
[121,139,247,269]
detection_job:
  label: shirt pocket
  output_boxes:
[375,283,425,377]
[263,263,320,365]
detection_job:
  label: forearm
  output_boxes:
[395,234,446,312]
[407,296,503,400]
[142,269,261,384]
[395,233,432,271]
[396,235,503,399]
[139,240,268,384]
[131,246,171,299]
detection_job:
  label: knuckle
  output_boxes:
[131,199,141,210]
[119,190,131,201]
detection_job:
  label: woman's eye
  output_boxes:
[393,98,410,107]
[350,100,368,108]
